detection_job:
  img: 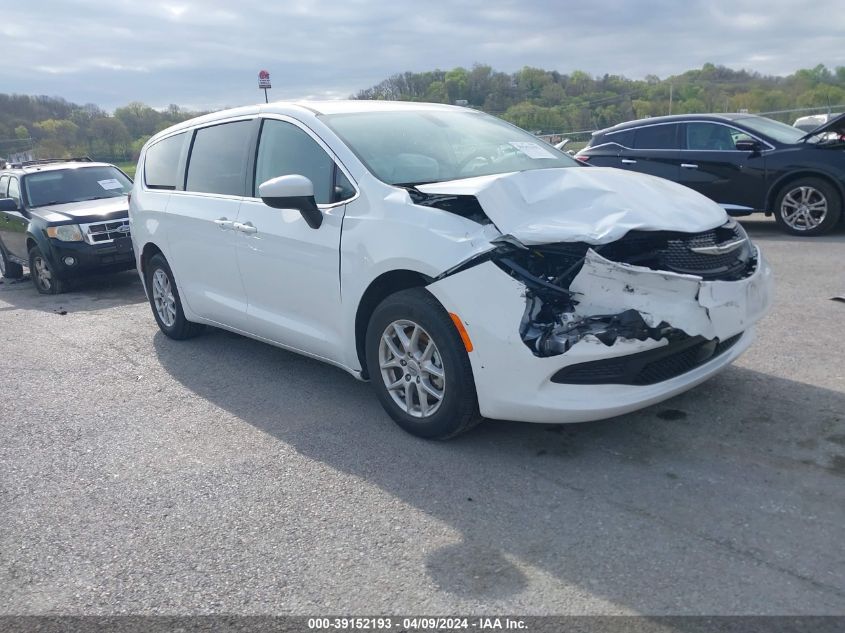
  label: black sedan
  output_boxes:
[576,113,845,236]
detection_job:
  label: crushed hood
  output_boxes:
[416,167,727,245]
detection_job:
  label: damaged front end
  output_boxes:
[485,219,765,369]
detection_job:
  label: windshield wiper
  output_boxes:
[78,195,118,201]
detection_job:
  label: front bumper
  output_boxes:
[426,248,773,424]
[47,235,135,278]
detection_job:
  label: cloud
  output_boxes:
[2,0,844,111]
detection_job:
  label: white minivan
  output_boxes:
[130,101,773,439]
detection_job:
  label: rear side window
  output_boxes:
[0,175,9,197]
[186,121,252,196]
[604,129,634,148]
[254,119,352,204]
[633,124,678,150]
[144,132,187,190]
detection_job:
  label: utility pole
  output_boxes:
[668,83,673,115]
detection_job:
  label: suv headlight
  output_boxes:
[46,224,83,242]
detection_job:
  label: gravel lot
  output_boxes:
[1,217,843,615]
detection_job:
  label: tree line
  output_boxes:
[0,95,206,164]
[354,63,845,135]
[3,62,845,163]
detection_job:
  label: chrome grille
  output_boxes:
[82,219,131,244]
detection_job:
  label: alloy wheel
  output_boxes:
[151,268,177,328]
[33,256,52,290]
[379,319,446,418]
[780,186,828,231]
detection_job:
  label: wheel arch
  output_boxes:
[766,170,845,214]
[354,269,435,379]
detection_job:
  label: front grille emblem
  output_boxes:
[688,238,747,255]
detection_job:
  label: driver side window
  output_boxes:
[255,119,354,205]
[686,123,746,151]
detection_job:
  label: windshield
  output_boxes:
[24,166,132,208]
[321,110,578,186]
[735,116,807,145]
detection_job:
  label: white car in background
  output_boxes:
[130,101,772,439]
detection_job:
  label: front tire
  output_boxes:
[28,246,65,294]
[774,177,841,236]
[145,253,204,340]
[365,288,481,439]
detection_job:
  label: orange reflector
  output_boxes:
[449,313,474,352]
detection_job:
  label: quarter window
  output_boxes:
[186,121,252,196]
[633,125,678,150]
[254,119,353,205]
[144,132,187,190]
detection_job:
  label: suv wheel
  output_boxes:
[145,253,204,339]
[28,246,65,294]
[0,245,23,279]
[774,177,842,236]
[365,288,481,439]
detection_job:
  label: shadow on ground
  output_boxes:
[152,328,845,612]
[0,270,145,314]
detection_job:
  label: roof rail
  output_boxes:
[10,156,94,168]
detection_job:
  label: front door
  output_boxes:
[677,122,767,212]
[235,117,356,363]
[0,177,30,260]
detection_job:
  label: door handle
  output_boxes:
[621,158,637,164]
[681,163,699,169]
[234,221,257,234]
[213,218,234,230]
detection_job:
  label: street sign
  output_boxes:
[258,70,271,89]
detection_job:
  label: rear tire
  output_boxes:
[773,177,841,236]
[145,253,204,340]
[28,246,65,294]
[0,244,23,279]
[365,287,481,439]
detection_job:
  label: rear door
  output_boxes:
[164,119,255,329]
[677,122,767,211]
[0,177,29,259]
[617,123,682,182]
[235,116,356,362]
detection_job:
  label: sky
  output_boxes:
[2,0,844,112]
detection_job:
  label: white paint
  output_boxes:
[417,166,727,245]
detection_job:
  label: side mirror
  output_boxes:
[0,197,19,212]
[735,139,761,153]
[258,175,322,229]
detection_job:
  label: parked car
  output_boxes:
[0,158,134,293]
[131,101,772,439]
[576,113,845,236]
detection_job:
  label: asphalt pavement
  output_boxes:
[1,217,843,615]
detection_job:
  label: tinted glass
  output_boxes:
[186,121,252,196]
[145,132,186,190]
[604,129,634,147]
[322,110,577,186]
[686,123,744,150]
[633,125,678,150]
[255,120,336,204]
[24,167,132,207]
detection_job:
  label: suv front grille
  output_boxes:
[82,219,131,244]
